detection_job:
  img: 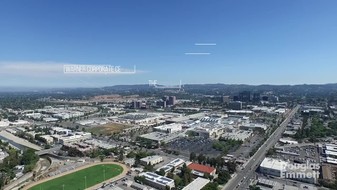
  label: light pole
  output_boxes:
[84,176,87,189]
[62,184,65,190]
[103,168,106,181]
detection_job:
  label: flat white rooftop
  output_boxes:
[154,123,182,131]
[140,155,163,162]
[260,158,287,171]
[325,150,337,157]
[326,157,337,165]
[182,177,210,190]
[140,172,174,186]
[325,144,337,152]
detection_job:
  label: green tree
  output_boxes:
[201,182,218,190]
[99,154,105,162]
[249,185,262,190]
[227,161,237,174]
[190,152,196,161]
[216,170,231,185]
[134,176,146,184]
[197,154,206,164]
[156,169,166,176]
[167,172,174,179]
[144,164,154,172]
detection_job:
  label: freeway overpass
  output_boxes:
[36,145,62,156]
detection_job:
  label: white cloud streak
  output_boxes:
[0,61,145,77]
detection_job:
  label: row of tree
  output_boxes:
[189,152,237,173]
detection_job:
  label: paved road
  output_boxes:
[223,105,300,190]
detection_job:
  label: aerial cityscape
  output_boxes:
[1,0,337,190]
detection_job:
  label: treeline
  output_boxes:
[61,146,125,161]
[295,117,337,142]
[212,138,243,154]
[0,146,39,189]
[0,95,56,110]
[189,152,237,174]
[126,150,156,167]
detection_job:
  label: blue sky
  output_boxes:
[0,0,337,88]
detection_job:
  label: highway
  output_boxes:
[0,130,42,150]
[223,105,300,190]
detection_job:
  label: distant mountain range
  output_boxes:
[101,83,337,94]
[1,83,337,96]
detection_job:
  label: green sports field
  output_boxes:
[29,164,123,190]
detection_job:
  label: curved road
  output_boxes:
[23,161,129,190]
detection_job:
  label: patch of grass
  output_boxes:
[87,123,132,135]
[29,164,123,190]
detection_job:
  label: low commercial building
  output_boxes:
[130,182,148,190]
[279,138,298,145]
[321,164,337,182]
[50,127,72,135]
[84,139,116,149]
[0,120,10,127]
[221,130,252,141]
[112,112,166,126]
[138,132,181,144]
[43,117,59,122]
[188,122,228,139]
[124,158,135,167]
[259,158,319,184]
[240,123,267,131]
[40,135,54,144]
[52,132,92,145]
[139,172,175,190]
[182,177,210,190]
[167,158,185,168]
[153,123,183,133]
[140,155,163,166]
[157,158,185,173]
[259,158,287,177]
[320,144,337,165]
[187,163,216,177]
[63,142,95,153]
[0,149,9,163]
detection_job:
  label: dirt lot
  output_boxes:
[87,123,132,135]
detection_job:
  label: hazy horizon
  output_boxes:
[1,0,337,87]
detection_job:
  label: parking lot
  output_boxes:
[273,145,320,164]
[166,137,222,157]
[233,133,264,159]
[96,170,153,190]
